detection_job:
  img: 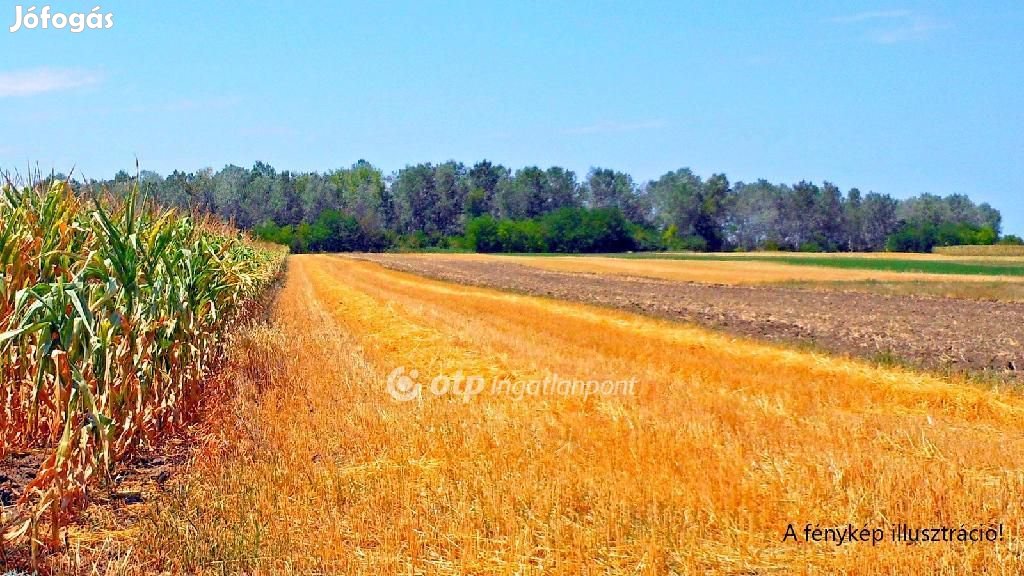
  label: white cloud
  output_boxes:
[829,9,947,44]
[561,120,665,136]
[869,19,948,44]
[829,10,912,24]
[0,67,102,97]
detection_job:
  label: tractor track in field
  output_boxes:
[352,254,1024,380]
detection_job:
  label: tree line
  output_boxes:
[93,160,1016,253]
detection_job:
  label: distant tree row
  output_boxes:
[464,207,636,253]
[95,160,1010,253]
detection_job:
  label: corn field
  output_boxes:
[0,179,284,559]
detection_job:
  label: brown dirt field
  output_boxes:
[782,279,1024,302]
[354,254,1024,379]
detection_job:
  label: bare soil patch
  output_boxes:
[355,254,1024,379]
[0,451,45,508]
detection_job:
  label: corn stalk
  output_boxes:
[0,179,285,561]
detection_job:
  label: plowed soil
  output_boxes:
[354,254,1024,378]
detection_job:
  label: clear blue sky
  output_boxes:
[2,1,1021,233]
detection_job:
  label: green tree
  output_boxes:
[649,168,725,250]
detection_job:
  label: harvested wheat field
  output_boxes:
[430,253,1024,286]
[379,252,1024,301]
[68,254,1021,574]
[356,253,1024,378]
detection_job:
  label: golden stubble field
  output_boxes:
[83,254,1024,575]
[425,252,1024,287]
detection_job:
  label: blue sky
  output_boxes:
[1,1,1022,232]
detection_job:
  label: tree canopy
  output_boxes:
[91,160,1007,254]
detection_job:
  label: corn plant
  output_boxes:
[0,178,284,560]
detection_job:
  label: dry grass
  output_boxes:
[935,246,1024,257]
[425,253,1024,286]
[92,254,1024,574]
